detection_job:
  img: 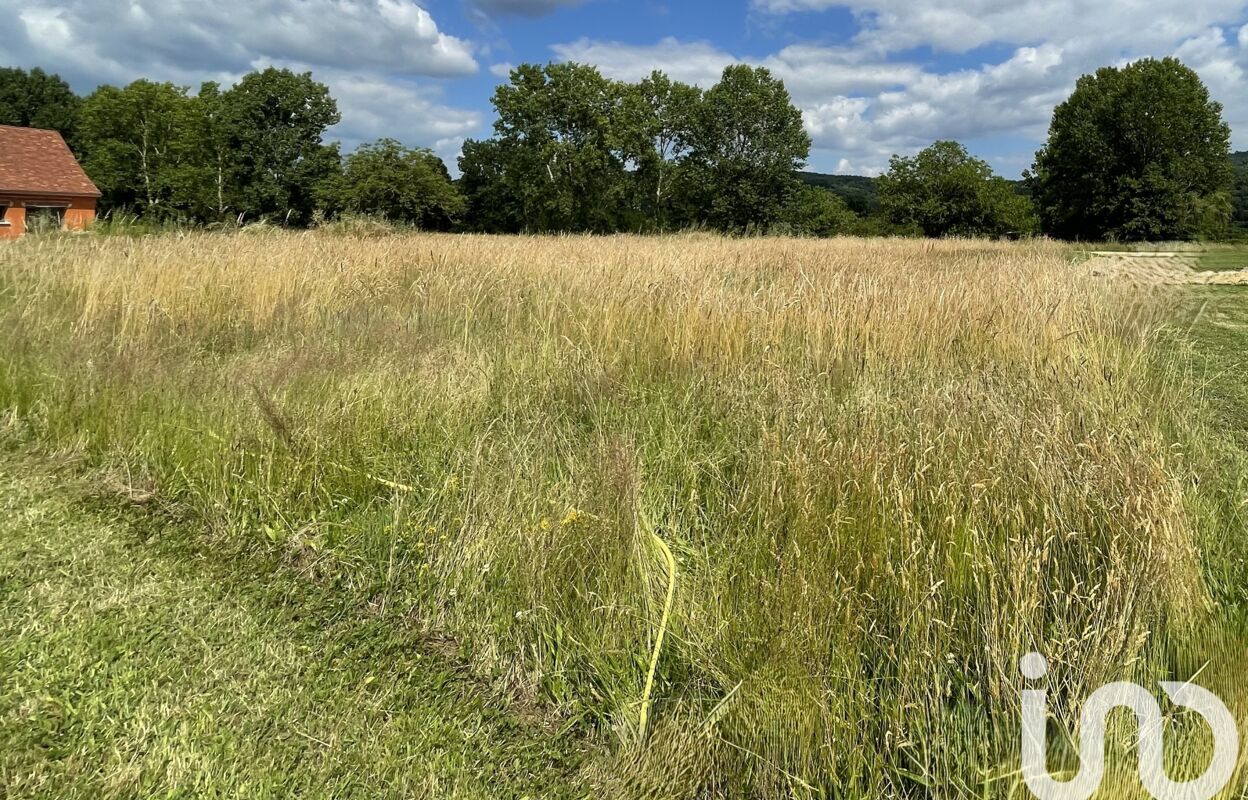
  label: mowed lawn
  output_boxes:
[1198,247,1248,272]
[1182,284,1248,445]
[0,460,587,799]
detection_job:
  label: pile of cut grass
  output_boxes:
[2,231,1245,797]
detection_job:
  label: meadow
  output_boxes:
[2,231,1247,797]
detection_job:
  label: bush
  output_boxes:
[879,141,1038,237]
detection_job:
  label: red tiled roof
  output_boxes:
[0,125,101,198]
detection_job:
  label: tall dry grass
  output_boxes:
[0,230,1242,797]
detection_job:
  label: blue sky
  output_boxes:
[4,0,1248,176]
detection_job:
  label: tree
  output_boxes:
[460,62,812,234]
[0,67,81,143]
[458,138,524,233]
[779,185,859,237]
[685,65,810,232]
[878,141,1035,237]
[78,80,199,216]
[1027,57,1231,241]
[77,69,344,225]
[221,68,342,225]
[479,62,630,232]
[337,139,464,229]
[177,82,237,221]
[617,71,702,229]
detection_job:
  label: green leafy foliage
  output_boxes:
[0,67,80,143]
[332,139,463,229]
[76,69,343,225]
[1227,151,1248,235]
[220,68,342,226]
[617,71,702,229]
[459,62,637,233]
[487,62,630,233]
[684,65,811,232]
[16,55,1248,241]
[878,141,1036,237]
[797,172,879,214]
[460,63,809,233]
[777,185,859,236]
[1028,57,1232,241]
[78,80,200,216]
[175,81,237,220]
[458,138,524,233]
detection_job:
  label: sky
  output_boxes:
[4,0,1248,177]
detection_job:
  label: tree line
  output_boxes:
[0,56,1237,241]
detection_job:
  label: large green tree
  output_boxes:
[685,65,810,232]
[78,80,200,216]
[77,69,344,225]
[617,71,702,229]
[336,139,463,229]
[220,68,342,225]
[1027,57,1231,241]
[878,140,1035,237]
[176,82,237,221]
[0,67,81,142]
[461,63,811,234]
[478,62,629,232]
[458,138,525,233]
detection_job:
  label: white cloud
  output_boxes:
[750,0,1247,56]
[759,44,923,97]
[742,1,1248,174]
[7,0,1248,178]
[1,0,478,79]
[551,37,735,86]
[308,69,483,155]
[0,0,486,165]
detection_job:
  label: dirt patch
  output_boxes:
[1082,251,1248,285]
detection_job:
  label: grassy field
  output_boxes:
[1076,242,1248,273]
[0,458,586,798]
[1198,249,1248,272]
[2,232,1248,797]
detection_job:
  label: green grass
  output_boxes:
[0,457,588,799]
[1070,244,1248,272]
[1196,250,1248,272]
[1181,286,1248,422]
[1167,286,1248,611]
[6,233,1248,797]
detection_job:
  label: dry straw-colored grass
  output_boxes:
[0,231,1241,797]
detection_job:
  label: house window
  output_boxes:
[24,205,67,233]
[0,203,9,226]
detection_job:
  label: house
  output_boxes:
[0,125,101,239]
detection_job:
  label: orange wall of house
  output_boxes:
[0,205,26,239]
[0,195,96,238]
[64,199,96,230]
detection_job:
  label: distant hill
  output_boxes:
[798,170,1029,215]
[1232,151,1248,230]
[808,154,1248,228]
[797,172,879,214]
